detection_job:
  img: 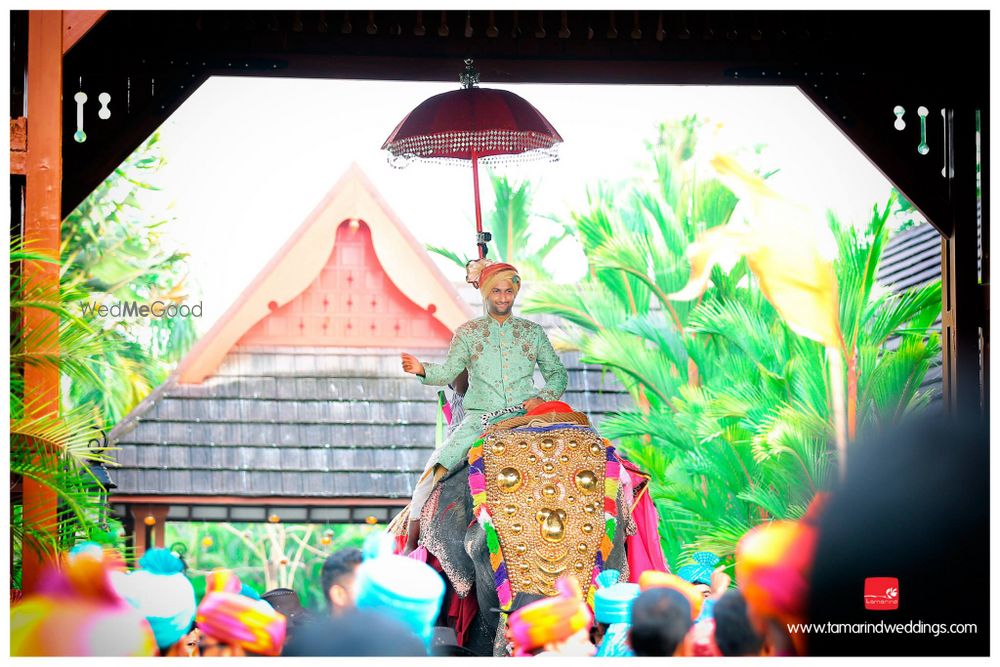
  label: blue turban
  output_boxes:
[353,533,444,649]
[111,548,196,650]
[593,569,641,626]
[677,551,720,586]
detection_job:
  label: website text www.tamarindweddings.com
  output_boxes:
[787,621,978,638]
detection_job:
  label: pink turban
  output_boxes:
[195,569,287,656]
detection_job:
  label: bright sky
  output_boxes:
[151,77,901,334]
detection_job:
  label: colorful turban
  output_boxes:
[638,571,704,620]
[507,576,593,657]
[593,569,641,626]
[354,533,445,649]
[205,567,244,594]
[111,548,197,651]
[195,570,287,656]
[11,544,157,656]
[467,259,521,298]
[735,519,818,627]
[677,551,721,586]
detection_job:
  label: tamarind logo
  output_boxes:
[864,577,900,610]
[81,300,203,319]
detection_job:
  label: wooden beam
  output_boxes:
[11,117,27,175]
[62,10,106,54]
[941,106,987,421]
[11,151,26,176]
[20,10,63,595]
[110,495,410,507]
[10,117,27,150]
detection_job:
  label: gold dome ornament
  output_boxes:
[497,467,522,493]
[575,470,598,494]
[536,508,567,544]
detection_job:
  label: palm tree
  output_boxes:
[522,117,941,569]
[427,172,571,280]
[10,238,116,587]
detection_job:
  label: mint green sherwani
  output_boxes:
[418,314,568,471]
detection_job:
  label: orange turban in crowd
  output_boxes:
[467,259,521,299]
[638,571,704,620]
[735,496,826,629]
[506,576,593,656]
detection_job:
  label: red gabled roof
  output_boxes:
[176,163,474,384]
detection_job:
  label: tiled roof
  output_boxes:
[109,320,633,500]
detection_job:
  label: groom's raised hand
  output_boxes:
[400,352,425,376]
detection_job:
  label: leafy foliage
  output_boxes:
[61,131,198,426]
[426,172,572,280]
[10,239,115,588]
[11,132,195,586]
[523,116,941,569]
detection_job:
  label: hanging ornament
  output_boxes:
[98,92,111,120]
[917,106,930,155]
[202,536,214,548]
[143,515,156,526]
[893,105,906,131]
[73,91,88,143]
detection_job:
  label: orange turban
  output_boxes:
[735,520,818,627]
[468,260,521,299]
[638,571,704,620]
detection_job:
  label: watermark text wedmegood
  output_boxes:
[81,300,203,319]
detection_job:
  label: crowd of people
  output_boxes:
[10,414,988,657]
[5,496,836,658]
[10,530,794,657]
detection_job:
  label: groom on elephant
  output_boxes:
[400,260,568,555]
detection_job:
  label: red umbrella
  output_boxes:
[382,60,563,259]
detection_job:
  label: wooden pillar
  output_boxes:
[129,504,169,562]
[20,10,63,594]
[941,105,987,424]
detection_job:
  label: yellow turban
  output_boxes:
[506,576,592,656]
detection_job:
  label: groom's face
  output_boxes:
[486,279,516,317]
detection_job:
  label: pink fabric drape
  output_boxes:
[621,459,670,580]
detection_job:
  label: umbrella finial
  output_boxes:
[460,58,480,89]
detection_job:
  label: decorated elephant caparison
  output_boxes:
[392,403,666,657]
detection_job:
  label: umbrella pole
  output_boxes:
[472,148,485,259]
